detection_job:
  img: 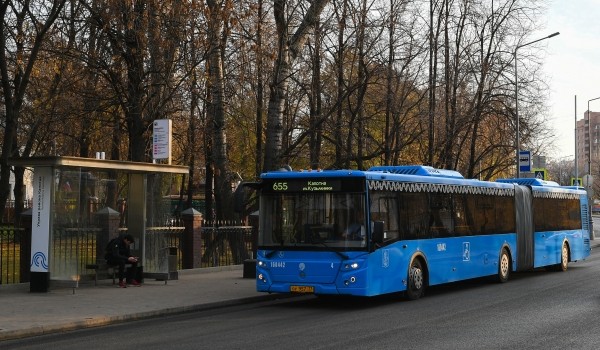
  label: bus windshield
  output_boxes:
[258,192,367,250]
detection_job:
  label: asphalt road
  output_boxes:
[5,248,600,350]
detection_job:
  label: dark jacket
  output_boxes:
[105,238,132,263]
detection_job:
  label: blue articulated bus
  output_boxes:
[254,165,591,299]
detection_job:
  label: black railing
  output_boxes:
[144,226,186,272]
[201,224,253,267]
[51,228,103,280]
[0,226,26,284]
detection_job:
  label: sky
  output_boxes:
[543,0,600,160]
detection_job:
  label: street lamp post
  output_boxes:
[514,32,560,178]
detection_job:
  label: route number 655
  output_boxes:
[272,182,288,191]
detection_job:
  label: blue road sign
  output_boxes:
[519,150,531,172]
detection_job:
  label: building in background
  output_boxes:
[576,111,600,174]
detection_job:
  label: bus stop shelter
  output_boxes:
[9,156,188,292]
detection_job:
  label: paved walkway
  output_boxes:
[0,266,280,341]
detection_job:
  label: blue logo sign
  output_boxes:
[31,251,49,270]
[462,242,470,261]
[382,249,390,268]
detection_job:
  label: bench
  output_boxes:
[86,262,132,285]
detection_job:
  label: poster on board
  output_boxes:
[153,119,172,162]
[31,167,52,273]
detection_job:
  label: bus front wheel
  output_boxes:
[406,258,425,300]
[498,248,511,283]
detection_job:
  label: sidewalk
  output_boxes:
[0,266,282,341]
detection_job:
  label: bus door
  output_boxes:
[514,185,533,271]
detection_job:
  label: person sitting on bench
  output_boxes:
[105,234,141,288]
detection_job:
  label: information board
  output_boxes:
[153,119,172,162]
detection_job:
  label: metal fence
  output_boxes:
[144,224,254,270]
[0,223,255,284]
[144,226,186,273]
[51,227,103,281]
[200,225,254,267]
[0,227,26,284]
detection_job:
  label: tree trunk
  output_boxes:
[203,77,215,223]
[207,0,233,221]
[187,74,199,211]
[122,1,148,162]
[309,19,323,169]
[384,0,396,165]
[334,1,347,168]
[263,0,330,172]
[356,0,368,170]
[255,0,265,178]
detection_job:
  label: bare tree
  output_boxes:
[255,0,265,178]
[332,0,347,168]
[0,0,67,219]
[206,0,234,220]
[84,0,187,162]
[308,18,323,169]
[0,0,560,219]
[427,0,443,165]
[262,0,330,172]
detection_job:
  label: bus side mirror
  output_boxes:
[235,181,261,213]
[372,221,384,245]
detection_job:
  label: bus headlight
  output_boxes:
[344,262,359,269]
[257,260,266,267]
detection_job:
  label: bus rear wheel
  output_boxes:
[497,248,510,283]
[557,242,569,271]
[406,258,425,300]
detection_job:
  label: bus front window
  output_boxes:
[258,192,366,249]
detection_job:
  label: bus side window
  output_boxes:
[429,193,452,237]
[400,192,428,239]
[496,195,516,233]
[534,197,581,231]
[474,195,493,234]
[454,194,472,235]
[429,209,450,237]
[369,193,400,243]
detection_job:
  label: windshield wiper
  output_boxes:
[265,242,348,260]
[311,239,348,260]
[264,232,286,258]
[265,249,278,258]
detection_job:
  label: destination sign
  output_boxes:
[262,178,364,193]
[268,179,339,192]
[301,180,335,191]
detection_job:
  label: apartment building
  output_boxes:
[576,110,600,173]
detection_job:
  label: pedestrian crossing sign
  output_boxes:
[571,177,583,186]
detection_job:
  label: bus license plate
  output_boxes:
[290,285,314,293]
